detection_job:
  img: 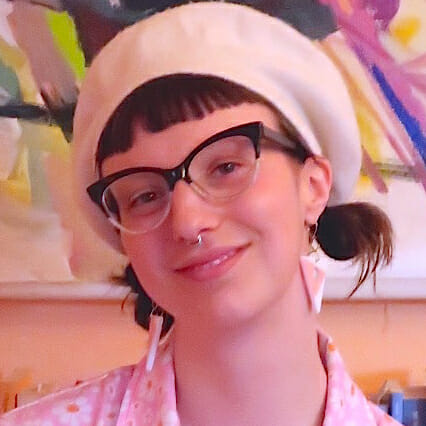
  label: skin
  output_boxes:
[102,102,332,426]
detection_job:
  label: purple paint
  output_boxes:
[360,0,400,29]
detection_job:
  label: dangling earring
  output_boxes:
[307,222,320,263]
[300,222,325,314]
[300,255,326,314]
[145,304,164,372]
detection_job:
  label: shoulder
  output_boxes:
[319,330,402,425]
[0,365,134,426]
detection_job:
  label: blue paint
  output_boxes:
[372,64,426,164]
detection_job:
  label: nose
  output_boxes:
[169,180,221,244]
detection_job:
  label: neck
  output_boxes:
[173,274,327,426]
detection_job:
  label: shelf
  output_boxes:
[0,281,131,301]
[323,277,426,300]
[0,277,425,301]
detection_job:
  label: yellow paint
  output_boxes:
[0,145,31,204]
[0,39,39,103]
[0,38,25,71]
[357,105,383,160]
[46,10,85,81]
[21,122,70,160]
[355,103,385,189]
[390,16,421,46]
[0,40,70,207]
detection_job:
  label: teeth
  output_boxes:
[195,250,235,270]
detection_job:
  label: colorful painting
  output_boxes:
[0,0,424,297]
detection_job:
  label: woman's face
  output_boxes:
[102,102,331,327]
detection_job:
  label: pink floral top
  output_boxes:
[0,330,401,426]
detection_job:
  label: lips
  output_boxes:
[174,245,248,281]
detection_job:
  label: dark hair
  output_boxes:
[97,74,272,164]
[317,202,393,297]
[97,74,393,332]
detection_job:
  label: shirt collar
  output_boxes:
[116,329,377,426]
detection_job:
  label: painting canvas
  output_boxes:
[0,0,424,299]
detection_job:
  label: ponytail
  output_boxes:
[316,202,393,296]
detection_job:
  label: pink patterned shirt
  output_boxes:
[0,330,401,426]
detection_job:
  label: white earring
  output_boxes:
[300,255,326,314]
[145,306,164,372]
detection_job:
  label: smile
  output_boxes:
[174,245,248,281]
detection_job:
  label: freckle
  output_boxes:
[147,380,153,389]
[328,343,336,352]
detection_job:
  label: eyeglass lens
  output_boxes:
[102,134,257,233]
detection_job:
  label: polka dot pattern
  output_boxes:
[0,331,402,425]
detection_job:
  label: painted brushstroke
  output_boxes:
[321,0,426,191]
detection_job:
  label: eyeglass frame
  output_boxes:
[87,121,312,222]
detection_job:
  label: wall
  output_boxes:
[320,301,426,394]
[0,298,425,397]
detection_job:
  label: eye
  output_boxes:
[214,162,239,175]
[130,191,159,207]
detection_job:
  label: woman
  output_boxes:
[1,2,399,425]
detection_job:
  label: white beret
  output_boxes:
[72,2,361,252]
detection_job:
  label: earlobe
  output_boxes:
[301,156,332,226]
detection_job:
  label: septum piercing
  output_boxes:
[185,234,202,247]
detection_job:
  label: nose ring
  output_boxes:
[185,234,202,247]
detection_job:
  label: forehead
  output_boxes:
[101,102,281,176]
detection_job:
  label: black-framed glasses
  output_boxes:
[87,121,310,234]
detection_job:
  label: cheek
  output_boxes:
[121,233,168,299]
[233,157,306,272]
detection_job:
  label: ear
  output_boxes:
[299,156,332,226]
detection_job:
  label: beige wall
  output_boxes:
[320,301,426,394]
[0,299,425,396]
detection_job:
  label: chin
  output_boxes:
[202,280,279,329]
